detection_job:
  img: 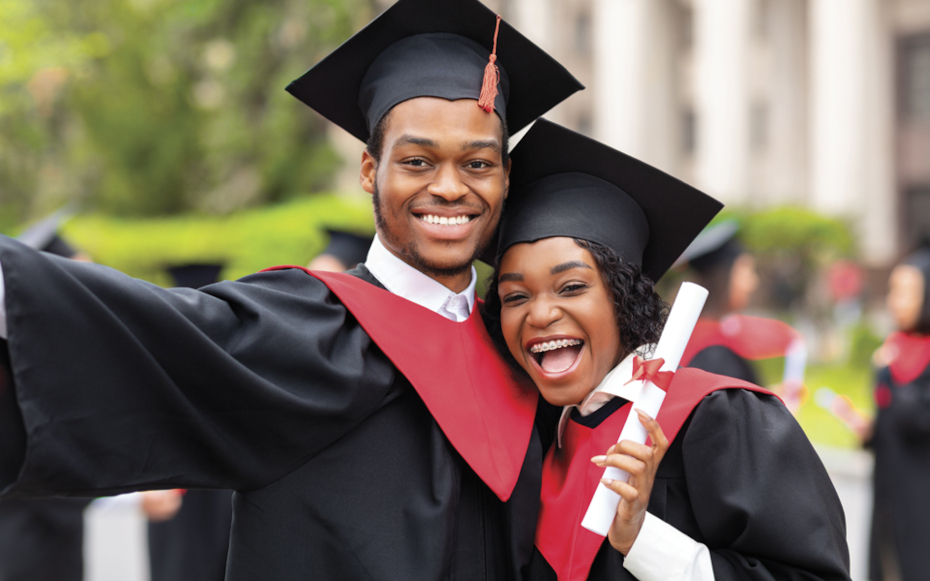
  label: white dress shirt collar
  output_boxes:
[557,344,656,447]
[364,234,477,322]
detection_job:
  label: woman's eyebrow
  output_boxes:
[499,272,524,283]
[551,261,593,275]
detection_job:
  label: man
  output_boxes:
[0,0,582,579]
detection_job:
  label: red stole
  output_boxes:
[883,332,930,386]
[535,368,775,581]
[262,267,538,502]
[680,314,800,367]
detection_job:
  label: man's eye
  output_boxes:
[467,160,491,170]
[404,158,428,167]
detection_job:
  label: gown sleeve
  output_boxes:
[681,389,851,580]
[0,236,398,498]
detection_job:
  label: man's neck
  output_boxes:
[364,235,478,309]
[382,244,472,294]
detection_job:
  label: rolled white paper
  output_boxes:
[580,282,708,536]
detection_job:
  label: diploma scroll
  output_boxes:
[580,282,709,536]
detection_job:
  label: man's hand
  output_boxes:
[591,409,669,555]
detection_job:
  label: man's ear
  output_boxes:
[360,150,377,195]
[503,158,512,200]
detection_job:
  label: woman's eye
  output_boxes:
[560,283,588,294]
[502,293,527,305]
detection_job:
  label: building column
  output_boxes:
[764,0,808,205]
[693,0,753,204]
[508,0,555,53]
[592,0,678,173]
[809,0,895,263]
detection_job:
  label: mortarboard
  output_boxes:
[286,0,584,142]
[17,211,79,258]
[675,220,743,274]
[319,229,373,269]
[166,264,224,289]
[493,119,723,283]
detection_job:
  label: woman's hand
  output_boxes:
[591,409,669,555]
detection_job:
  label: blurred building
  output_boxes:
[347,0,930,266]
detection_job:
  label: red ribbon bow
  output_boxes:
[626,356,674,392]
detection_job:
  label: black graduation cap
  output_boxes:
[494,119,723,283]
[166,264,224,289]
[17,211,79,258]
[319,229,373,269]
[674,220,743,274]
[286,0,584,142]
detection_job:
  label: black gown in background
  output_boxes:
[869,343,930,581]
[0,236,543,581]
[686,344,759,385]
[527,389,850,580]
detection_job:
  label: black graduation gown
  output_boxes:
[0,330,91,581]
[687,344,759,384]
[0,236,543,581]
[868,338,930,581]
[528,387,850,580]
[148,489,233,581]
[0,497,91,581]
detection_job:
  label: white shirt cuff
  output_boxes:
[0,259,7,340]
[622,512,715,581]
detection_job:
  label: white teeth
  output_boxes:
[420,214,471,225]
[529,339,583,354]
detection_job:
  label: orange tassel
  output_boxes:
[477,15,502,113]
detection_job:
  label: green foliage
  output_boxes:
[55,194,375,285]
[847,323,884,369]
[0,0,372,223]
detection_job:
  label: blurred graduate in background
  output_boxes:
[867,244,930,581]
[677,221,808,413]
[307,229,373,273]
[0,213,93,581]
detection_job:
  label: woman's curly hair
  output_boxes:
[482,238,668,374]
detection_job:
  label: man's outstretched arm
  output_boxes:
[0,236,396,498]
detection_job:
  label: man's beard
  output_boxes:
[373,183,485,279]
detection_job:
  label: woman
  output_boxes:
[676,222,807,411]
[482,120,850,580]
[868,246,930,581]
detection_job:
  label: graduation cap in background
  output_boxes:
[491,119,723,284]
[17,210,80,258]
[166,264,224,289]
[317,229,373,270]
[287,0,584,142]
[674,220,743,274]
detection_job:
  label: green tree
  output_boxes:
[0,0,371,224]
